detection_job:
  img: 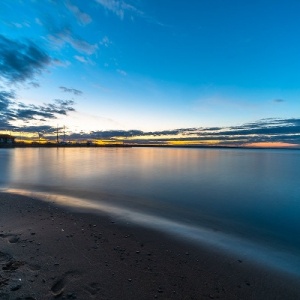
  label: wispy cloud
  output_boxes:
[35,18,43,26]
[74,55,93,64]
[273,99,285,103]
[0,35,51,83]
[117,69,127,76]
[74,55,87,63]
[95,0,166,26]
[60,86,83,95]
[29,82,40,88]
[65,1,92,25]
[9,21,30,29]
[47,25,98,55]
[95,0,143,20]
[100,36,112,47]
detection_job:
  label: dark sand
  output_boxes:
[0,192,299,300]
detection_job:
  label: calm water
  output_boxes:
[1,147,300,275]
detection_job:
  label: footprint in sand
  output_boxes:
[85,282,102,296]
[28,264,41,271]
[51,278,66,297]
[8,236,19,243]
[50,271,81,297]
[0,233,20,244]
[0,251,24,271]
[2,260,24,271]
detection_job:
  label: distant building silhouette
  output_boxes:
[0,134,15,146]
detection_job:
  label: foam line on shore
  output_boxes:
[3,187,300,279]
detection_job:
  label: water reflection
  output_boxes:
[1,147,300,258]
[0,149,13,186]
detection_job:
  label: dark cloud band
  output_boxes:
[0,89,75,131]
[0,35,51,83]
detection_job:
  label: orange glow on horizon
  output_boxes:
[167,140,220,146]
[93,139,123,145]
[244,142,298,148]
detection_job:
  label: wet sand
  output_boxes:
[0,191,299,300]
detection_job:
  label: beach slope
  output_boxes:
[0,192,299,299]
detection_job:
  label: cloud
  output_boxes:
[0,90,15,111]
[10,22,30,29]
[14,99,75,121]
[29,82,40,88]
[95,0,164,26]
[0,35,51,83]
[60,86,83,95]
[100,36,112,47]
[0,89,75,130]
[89,130,143,138]
[273,99,285,103]
[117,69,127,76]
[74,55,86,63]
[95,0,143,20]
[65,1,92,25]
[48,25,97,55]
[17,125,56,134]
[35,18,43,26]
[64,118,300,146]
[0,90,16,128]
[74,55,93,64]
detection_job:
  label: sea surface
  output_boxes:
[1,147,300,276]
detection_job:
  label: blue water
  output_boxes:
[1,147,300,275]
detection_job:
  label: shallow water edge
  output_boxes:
[2,187,300,279]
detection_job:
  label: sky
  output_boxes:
[0,0,300,147]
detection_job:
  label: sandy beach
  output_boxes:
[0,191,299,300]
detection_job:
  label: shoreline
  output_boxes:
[2,143,300,150]
[1,192,300,299]
[4,187,300,280]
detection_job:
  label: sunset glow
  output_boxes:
[0,1,299,147]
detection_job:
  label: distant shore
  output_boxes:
[1,191,300,299]
[2,142,300,150]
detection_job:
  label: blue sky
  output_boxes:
[0,0,300,146]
